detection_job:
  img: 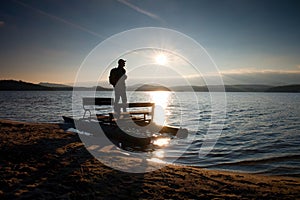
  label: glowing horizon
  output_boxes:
[1,1,300,85]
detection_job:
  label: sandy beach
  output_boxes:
[0,119,299,199]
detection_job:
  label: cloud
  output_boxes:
[219,68,300,85]
[118,0,163,22]
[220,68,300,75]
[0,21,5,28]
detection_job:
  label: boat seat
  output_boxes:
[82,97,155,123]
[82,97,114,119]
[113,102,155,122]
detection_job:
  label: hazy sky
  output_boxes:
[1,0,300,86]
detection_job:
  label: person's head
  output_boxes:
[118,59,126,67]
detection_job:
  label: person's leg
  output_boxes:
[114,88,121,115]
[120,87,127,112]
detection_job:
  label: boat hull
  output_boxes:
[62,116,188,149]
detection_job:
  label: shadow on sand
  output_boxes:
[0,121,145,199]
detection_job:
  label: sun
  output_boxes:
[155,54,168,65]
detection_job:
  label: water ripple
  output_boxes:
[0,91,299,176]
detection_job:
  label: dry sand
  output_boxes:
[0,119,299,199]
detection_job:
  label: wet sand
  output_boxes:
[0,119,300,199]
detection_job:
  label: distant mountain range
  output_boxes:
[0,80,111,91]
[265,85,300,93]
[120,83,300,92]
[0,80,51,91]
[128,84,171,91]
[0,80,299,92]
[39,82,71,88]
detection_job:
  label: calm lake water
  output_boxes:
[0,91,299,176]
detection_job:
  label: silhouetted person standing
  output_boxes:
[109,59,127,116]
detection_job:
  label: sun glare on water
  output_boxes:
[153,138,170,147]
[150,91,171,125]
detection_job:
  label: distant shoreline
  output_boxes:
[0,80,300,92]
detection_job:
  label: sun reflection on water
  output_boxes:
[154,150,165,158]
[153,137,171,147]
[149,91,171,125]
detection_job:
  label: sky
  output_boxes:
[1,0,300,86]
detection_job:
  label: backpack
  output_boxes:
[109,68,118,86]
